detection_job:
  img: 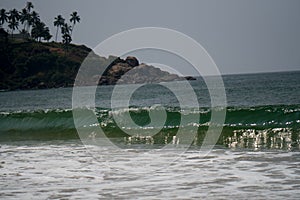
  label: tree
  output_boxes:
[70,11,80,36]
[23,2,37,33]
[8,9,20,37]
[61,23,72,52]
[0,9,8,27]
[8,8,20,25]
[20,8,29,31]
[31,21,44,41]
[61,23,71,35]
[26,11,40,34]
[62,33,72,45]
[30,11,40,24]
[8,9,20,23]
[8,20,19,36]
[53,15,65,42]
[44,29,52,42]
[25,2,34,13]
[31,21,52,42]
[62,33,72,53]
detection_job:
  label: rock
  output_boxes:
[125,56,139,67]
[99,56,187,85]
[184,76,196,81]
[115,63,184,84]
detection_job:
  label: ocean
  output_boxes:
[0,71,300,199]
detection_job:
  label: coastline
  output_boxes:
[0,34,196,91]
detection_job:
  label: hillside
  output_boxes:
[0,32,92,90]
[0,32,193,91]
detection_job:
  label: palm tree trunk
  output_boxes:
[26,24,30,33]
[55,26,59,42]
[70,23,75,37]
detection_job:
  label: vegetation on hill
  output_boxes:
[0,1,84,90]
[0,34,91,90]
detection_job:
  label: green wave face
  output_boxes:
[0,105,299,150]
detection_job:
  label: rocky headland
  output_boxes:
[0,32,195,91]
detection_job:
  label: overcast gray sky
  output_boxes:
[1,0,300,75]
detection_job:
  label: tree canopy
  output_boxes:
[0,2,80,45]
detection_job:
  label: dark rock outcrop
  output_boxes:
[125,56,139,67]
[99,57,185,85]
[184,76,196,81]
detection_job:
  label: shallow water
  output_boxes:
[1,140,300,199]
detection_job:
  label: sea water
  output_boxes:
[0,71,300,199]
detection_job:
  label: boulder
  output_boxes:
[125,56,139,67]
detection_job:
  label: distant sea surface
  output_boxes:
[1,71,300,199]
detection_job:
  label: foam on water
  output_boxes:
[0,142,299,199]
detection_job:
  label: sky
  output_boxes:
[1,0,300,75]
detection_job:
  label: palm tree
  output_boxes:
[20,8,29,31]
[61,23,72,35]
[54,15,65,42]
[30,11,40,24]
[31,21,46,42]
[8,9,20,37]
[62,33,72,44]
[8,9,20,23]
[21,2,36,33]
[43,28,52,42]
[69,11,80,36]
[8,20,19,37]
[26,11,40,34]
[61,23,72,52]
[25,2,34,13]
[62,33,72,53]
[0,9,8,27]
